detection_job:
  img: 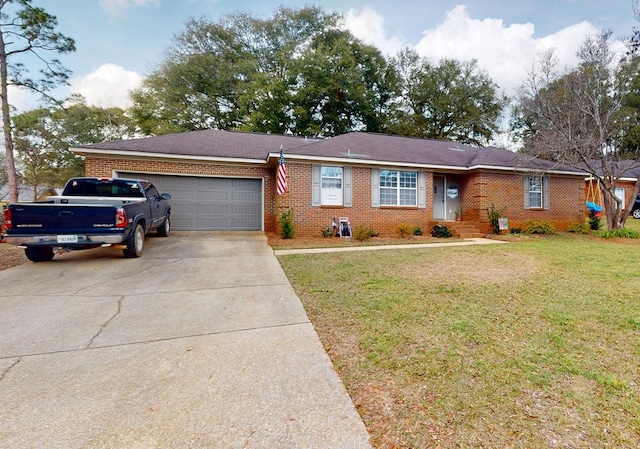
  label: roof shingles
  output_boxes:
[76,130,584,174]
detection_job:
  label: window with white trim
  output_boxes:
[524,175,550,210]
[528,176,543,208]
[615,187,625,207]
[321,166,343,206]
[379,170,417,206]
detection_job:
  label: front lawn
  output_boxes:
[277,233,640,448]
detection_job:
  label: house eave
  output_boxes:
[71,147,268,165]
[272,153,588,176]
[470,164,587,177]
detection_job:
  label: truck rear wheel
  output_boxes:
[25,246,54,262]
[123,224,144,258]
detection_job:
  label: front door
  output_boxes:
[433,175,460,220]
[433,176,445,220]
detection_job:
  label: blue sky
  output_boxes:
[15,0,638,112]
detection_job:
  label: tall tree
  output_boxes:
[388,49,507,146]
[0,0,75,203]
[13,100,136,194]
[512,32,640,230]
[286,28,396,136]
[0,152,7,200]
[130,7,395,137]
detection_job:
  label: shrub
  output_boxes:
[278,207,295,239]
[413,226,423,236]
[354,226,375,242]
[510,227,523,234]
[320,227,333,238]
[487,204,507,234]
[396,223,413,238]
[599,228,640,239]
[430,224,452,238]
[524,219,555,235]
[588,210,602,230]
[567,220,590,234]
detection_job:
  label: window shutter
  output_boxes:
[312,165,321,207]
[523,176,530,209]
[544,177,550,210]
[371,168,380,207]
[344,166,352,207]
[418,171,426,209]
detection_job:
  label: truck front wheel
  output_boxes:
[157,214,170,237]
[123,224,144,258]
[25,246,54,262]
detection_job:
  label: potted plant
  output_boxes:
[455,208,462,221]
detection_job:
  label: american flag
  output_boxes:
[276,146,287,195]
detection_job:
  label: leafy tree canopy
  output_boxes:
[130,6,397,137]
[388,49,507,146]
[13,98,136,191]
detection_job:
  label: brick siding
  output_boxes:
[85,156,586,237]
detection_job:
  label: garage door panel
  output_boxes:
[232,204,260,214]
[118,173,262,231]
[199,191,229,201]
[197,204,229,214]
[169,191,197,201]
[197,218,230,228]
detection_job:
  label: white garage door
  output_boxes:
[119,173,263,231]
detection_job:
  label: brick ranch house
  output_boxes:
[72,130,588,237]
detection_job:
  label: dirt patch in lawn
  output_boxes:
[0,242,27,271]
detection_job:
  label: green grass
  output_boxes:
[277,232,640,448]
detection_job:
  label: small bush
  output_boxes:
[354,226,379,242]
[567,220,590,234]
[278,207,295,239]
[320,227,333,237]
[599,228,640,239]
[412,226,423,236]
[487,204,507,234]
[510,227,523,234]
[396,223,413,238]
[524,219,555,235]
[430,224,452,238]
[588,210,602,230]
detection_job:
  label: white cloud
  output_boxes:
[8,85,37,112]
[344,4,603,96]
[99,0,160,20]
[343,6,407,56]
[69,63,143,109]
[414,5,600,94]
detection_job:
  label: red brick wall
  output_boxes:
[466,172,585,233]
[84,156,279,232]
[275,164,438,237]
[84,156,586,237]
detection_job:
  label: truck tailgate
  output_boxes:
[9,203,121,234]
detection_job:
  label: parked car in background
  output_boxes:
[632,195,640,219]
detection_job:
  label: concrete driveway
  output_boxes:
[0,232,371,449]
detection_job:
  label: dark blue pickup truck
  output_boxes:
[3,177,171,262]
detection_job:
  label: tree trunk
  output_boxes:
[601,185,625,230]
[0,27,18,204]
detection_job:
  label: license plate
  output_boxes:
[57,235,78,243]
